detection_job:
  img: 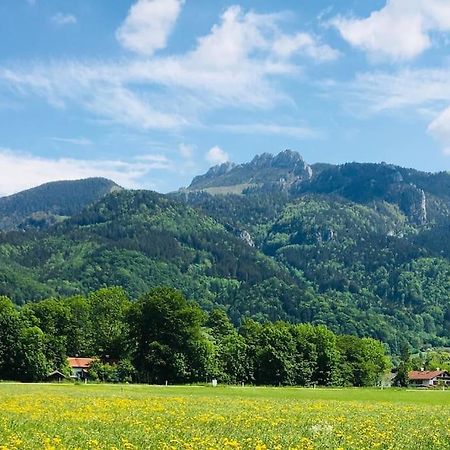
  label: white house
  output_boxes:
[408,370,450,388]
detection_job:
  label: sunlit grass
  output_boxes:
[0,384,449,449]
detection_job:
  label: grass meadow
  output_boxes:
[0,384,449,449]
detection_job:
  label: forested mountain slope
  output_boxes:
[177,151,450,351]
[0,190,295,310]
[0,151,449,354]
[0,177,121,230]
[299,163,450,224]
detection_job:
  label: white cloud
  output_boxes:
[334,68,450,155]
[51,13,77,26]
[0,5,337,131]
[427,107,450,154]
[192,6,274,69]
[116,0,183,56]
[332,0,450,61]
[218,123,320,139]
[0,148,172,196]
[52,137,93,146]
[0,67,187,130]
[272,32,339,61]
[347,69,450,112]
[206,146,229,165]
[85,85,187,129]
[134,153,172,169]
[179,143,194,159]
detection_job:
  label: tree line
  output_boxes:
[0,286,390,386]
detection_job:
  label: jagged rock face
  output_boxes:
[312,228,336,244]
[239,230,255,247]
[419,190,428,225]
[273,149,307,169]
[398,186,427,225]
[206,161,236,176]
[189,162,236,188]
[248,153,274,168]
[188,150,313,192]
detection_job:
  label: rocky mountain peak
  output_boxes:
[205,161,236,176]
[188,150,313,193]
[249,152,273,168]
[273,149,306,168]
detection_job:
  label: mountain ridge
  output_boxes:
[188,149,313,194]
[0,177,121,231]
[186,151,450,226]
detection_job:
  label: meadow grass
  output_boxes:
[0,383,449,449]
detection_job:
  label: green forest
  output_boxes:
[0,287,391,386]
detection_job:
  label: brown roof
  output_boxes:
[408,370,447,380]
[67,357,95,369]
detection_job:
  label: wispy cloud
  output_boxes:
[0,5,337,132]
[133,153,172,169]
[218,122,321,139]
[0,67,188,130]
[272,32,339,62]
[344,69,450,113]
[333,68,450,155]
[179,143,194,159]
[0,148,173,196]
[51,13,77,26]
[427,107,450,155]
[51,137,93,146]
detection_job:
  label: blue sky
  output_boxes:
[1,0,450,195]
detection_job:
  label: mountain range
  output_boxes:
[1,150,449,354]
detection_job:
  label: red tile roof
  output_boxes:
[67,357,94,369]
[408,370,447,380]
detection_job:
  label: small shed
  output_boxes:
[408,370,450,387]
[47,370,66,382]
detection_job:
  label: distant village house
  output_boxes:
[408,370,450,388]
[68,357,95,380]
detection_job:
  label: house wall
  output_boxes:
[409,379,433,387]
[71,368,84,379]
[408,377,450,387]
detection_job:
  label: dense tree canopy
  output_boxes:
[0,287,390,386]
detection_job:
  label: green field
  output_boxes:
[0,384,449,450]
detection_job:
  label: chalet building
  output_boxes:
[408,370,450,388]
[67,357,95,380]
